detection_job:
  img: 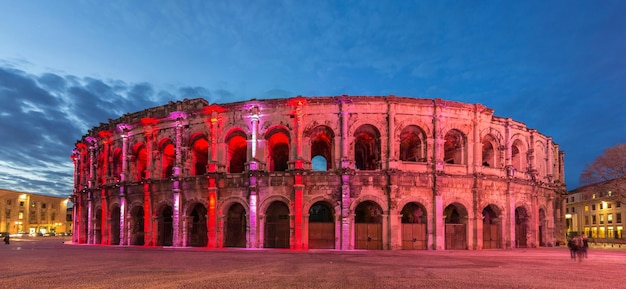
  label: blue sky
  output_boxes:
[1,0,625,197]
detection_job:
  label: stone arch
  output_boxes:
[515,206,531,248]
[444,202,468,250]
[264,126,291,172]
[534,140,547,181]
[109,203,121,245]
[159,138,175,178]
[481,134,501,168]
[94,207,102,244]
[132,142,148,181]
[112,147,123,180]
[128,204,145,246]
[444,129,467,165]
[482,204,502,249]
[400,202,428,250]
[155,203,174,246]
[225,129,248,174]
[538,207,547,247]
[353,124,382,171]
[307,200,336,249]
[510,134,529,173]
[189,132,208,176]
[264,200,290,248]
[308,125,335,171]
[399,125,427,162]
[354,200,384,250]
[224,202,247,248]
[186,202,208,247]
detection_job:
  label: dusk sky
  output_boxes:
[1,1,625,198]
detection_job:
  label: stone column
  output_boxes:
[86,137,97,244]
[118,125,130,246]
[172,115,186,247]
[434,194,444,250]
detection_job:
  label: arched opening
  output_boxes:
[80,207,88,244]
[511,140,525,172]
[224,203,246,247]
[482,205,501,249]
[110,205,120,245]
[161,140,175,178]
[308,202,335,249]
[481,134,499,168]
[190,134,208,176]
[444,130,466,165]
[355,201,383,250]
[309,125,334,170]
[400,202,427,250]
[515,206,529,248]
[264,201,290,248]
[354,125,381,171]
[266,128,290,172]
[188,203,208,247]
[112,148,123,180]
[129,206,144,246]
[539,208,546,246]
[226,131,247,174]
[157,205,173,246]
[134,143,148,181]
[444,203,467,250]
[399,125,426,162]
[94,208,102,244]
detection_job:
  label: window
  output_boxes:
[31,202,36,208]
[18,211,23,219]
[617,202,621,208]
[608,214,613,224]
[19,201,24,207]
[572,207,576,213]
[570,197,574,202]
[6,199,11,206]
[41,203,46,209]
[592,194,596,199]
[584,205,589,212]
[617,213,622,223]
[584,216,589,225]
[592,204,596,210]
[592,215,596,225]
[566,208,569,213]
[5,210,10,219]
[600,214,605,225]
[608,203,612,209]
[51,212,56,221]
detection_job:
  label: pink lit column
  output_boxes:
[118,125,130,245]
[339,99,351,250]
[86,137,97,244]
[172,116,185,247]
[207,112,219,248]
[248,107,260,248]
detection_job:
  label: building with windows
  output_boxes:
[565,184,625,241]
[71,96,566,250]
[0,189,70,235]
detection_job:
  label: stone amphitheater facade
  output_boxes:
[71,96,566,250]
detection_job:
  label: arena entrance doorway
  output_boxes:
[482,205,501,249]
[188,203,207,247]
[129,206,144,245]
[515,207,529,248]
[264,201,290,248]
[110,206,120,245]
[355,201,383,250]
[444,203,467,250]
[224,203,246,247]
[401,202,427,250]
[308,202,335,249]
[157,206,173,246]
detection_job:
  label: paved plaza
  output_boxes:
[1,237,625,289]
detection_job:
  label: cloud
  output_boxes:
[0,66,221,197]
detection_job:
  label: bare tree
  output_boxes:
[580,143,626,205]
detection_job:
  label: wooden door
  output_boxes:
[402,223,427,250]
[355,223,382,250]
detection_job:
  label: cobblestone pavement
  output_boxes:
[1,237,625,289]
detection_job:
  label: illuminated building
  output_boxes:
[0,188,70,235]
[71,96,565,249]
[566,183,625,241]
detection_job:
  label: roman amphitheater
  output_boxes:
[71,96,566,250]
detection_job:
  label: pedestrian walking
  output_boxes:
[581,234,589,258]
[3,233,9,245]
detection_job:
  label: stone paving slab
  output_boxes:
[1,237,625,289]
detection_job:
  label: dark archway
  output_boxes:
[308,202,335,249]
[94,208,102,244]
[516,207,529,248]
[129,206,144,246]
[400,202,427,250]
[355,201,383,250]
[444,129,466,165]
[354,125,381,171]
[224,203,246,247]
[110,205,120,245]
[482,205,501,249]
[444,203,467,250]
[188,203,208,247]
[226,131,247,174]
[399,125,426,162]
[539,208,546,246]
[264,201,290,248]
[157,206,173,246]
[309,125,334,170]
